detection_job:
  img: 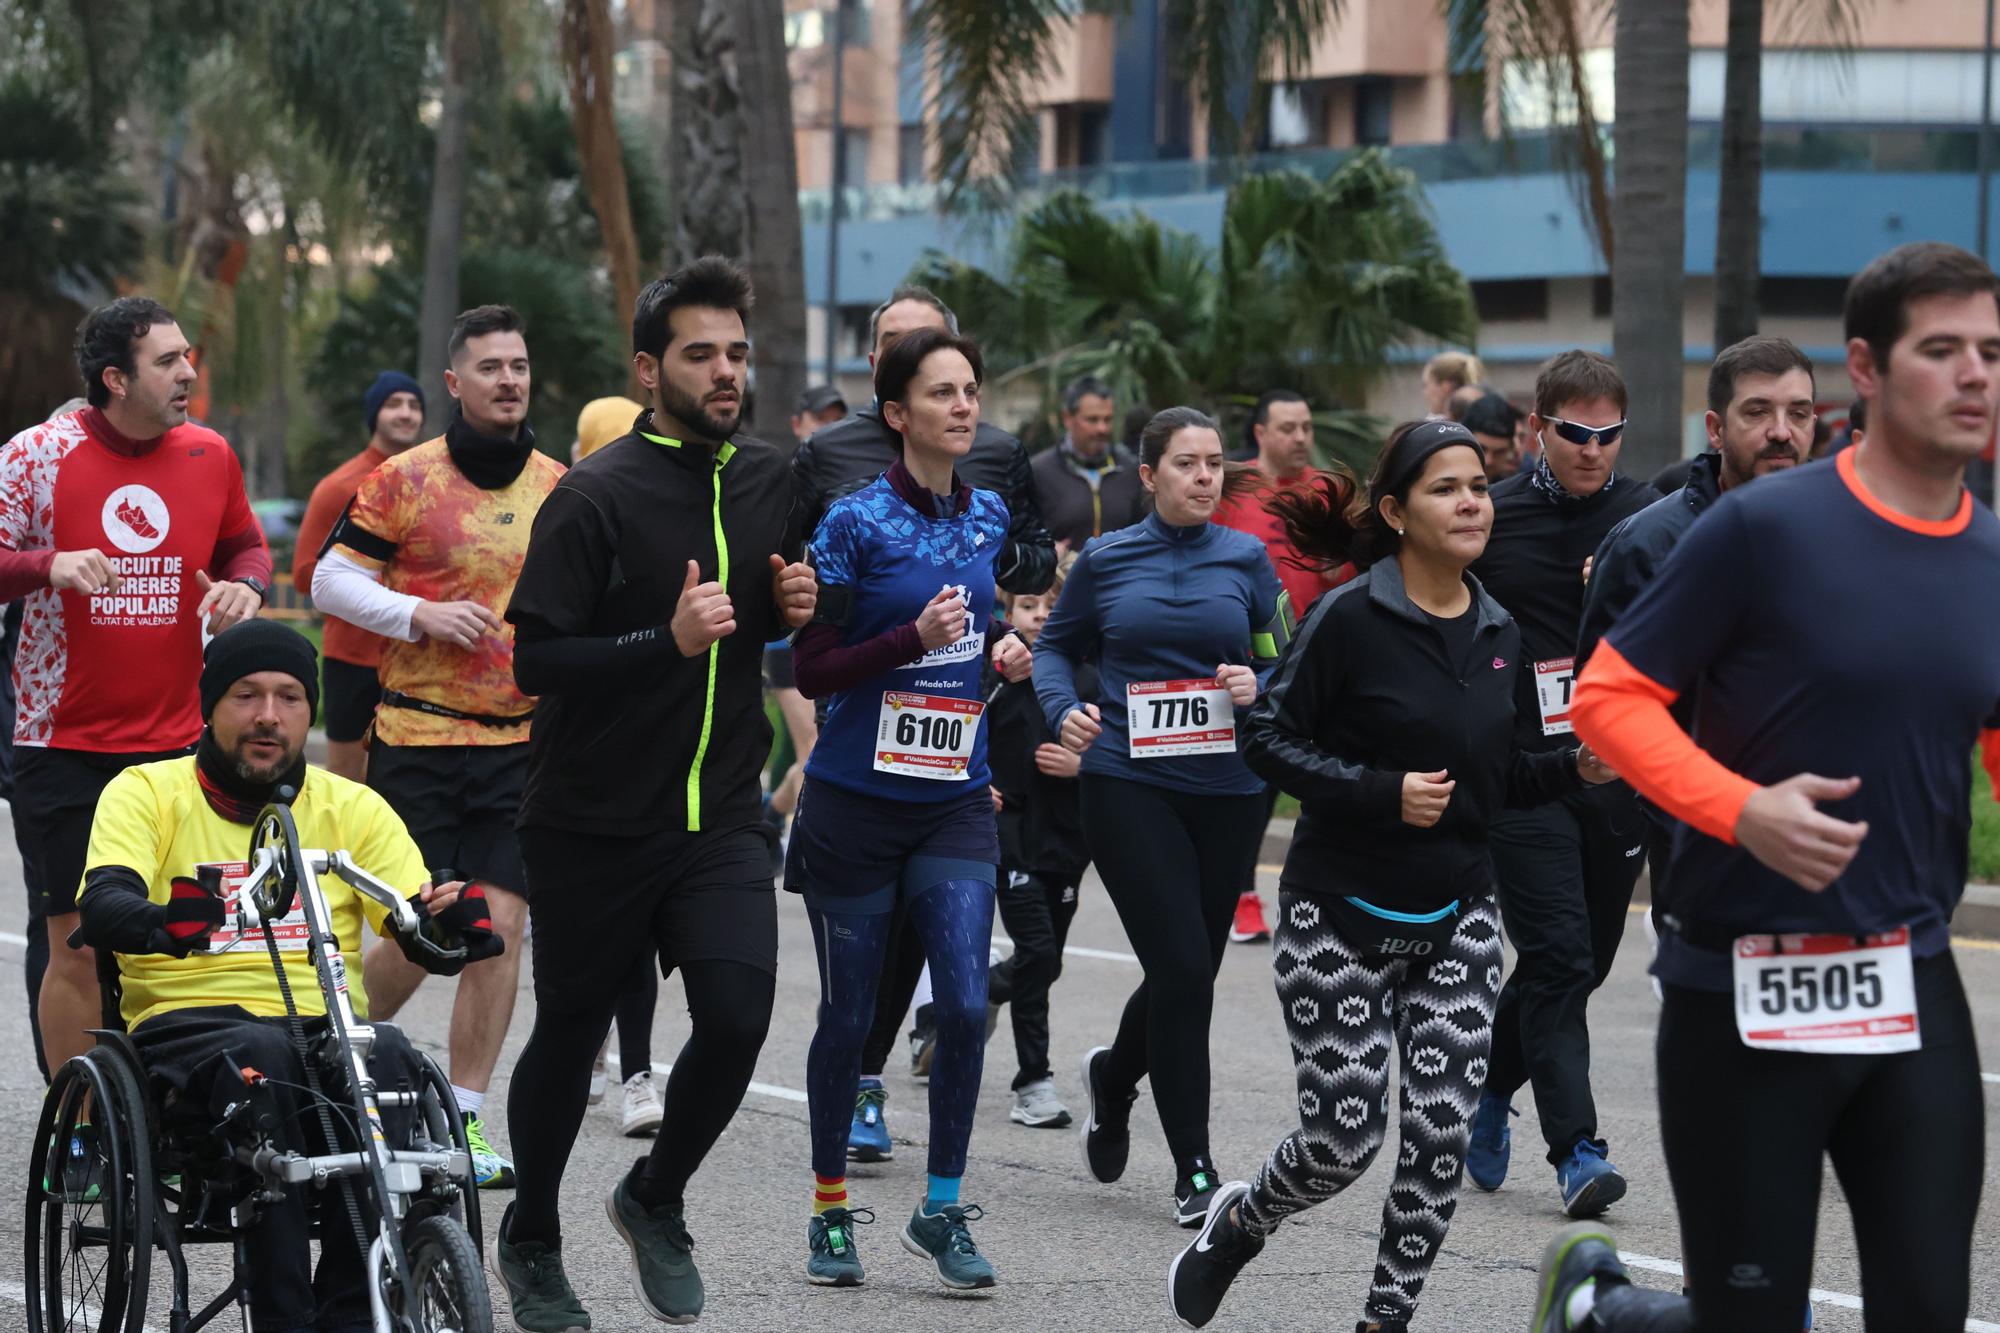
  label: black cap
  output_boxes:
[1460,392,1521,440]
[200,620,319,723]
[795,384,847,415]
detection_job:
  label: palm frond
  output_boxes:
[907,0,1081,210]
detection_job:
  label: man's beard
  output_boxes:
[230,733,300,785]
[659,376,740,440]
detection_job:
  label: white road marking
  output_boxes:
[1617,1252,2000,1331]
[991,932,1139,965]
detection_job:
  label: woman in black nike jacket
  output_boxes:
[1166,418,1615,1333]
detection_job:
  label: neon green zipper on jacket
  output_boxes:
[643,431,737,831]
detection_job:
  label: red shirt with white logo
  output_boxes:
[0,409,264,752]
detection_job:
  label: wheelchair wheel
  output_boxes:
[402,1214,492,1333]
[25,1049,154,1333]
[411,1052,481,1249]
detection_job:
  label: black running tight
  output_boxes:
[508,959,774,1246]
[1081,774,1267,1173]
[1588,951,1983,1333]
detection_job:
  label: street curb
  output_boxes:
[1258,817,2000,942]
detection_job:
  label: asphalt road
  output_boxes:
[0,795,1995,1332]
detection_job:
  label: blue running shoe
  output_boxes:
[1467,1093,1514,1192]
[848,1077,893,1163]
[1556,1139,1626,1219]
[806,1206,874,1287]
[901,1202,996,1291]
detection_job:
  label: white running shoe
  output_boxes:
[621,1070,665,1138]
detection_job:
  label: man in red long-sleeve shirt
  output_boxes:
[0,297,271,1074]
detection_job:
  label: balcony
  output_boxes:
[798,126,1988,224]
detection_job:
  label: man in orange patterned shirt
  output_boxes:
[312,304,563,1189]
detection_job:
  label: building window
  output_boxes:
[1053,104,1111,169]
[1472,279,1550,323]
[838,127,871,187]
[1355,77,1395,147]
[899,122,925,184]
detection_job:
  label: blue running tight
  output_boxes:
[807,865,994,1181]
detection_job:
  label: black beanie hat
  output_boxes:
[200,620,320,722]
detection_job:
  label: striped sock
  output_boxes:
[814,1174,848,1216]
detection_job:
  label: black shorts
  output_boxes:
[368,740,529,895]
[518,821,777,1015]
[321,657,381,744]
[16,745,192,915]
[785,774,998,913]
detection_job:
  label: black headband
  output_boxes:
[1379,418,1486,497]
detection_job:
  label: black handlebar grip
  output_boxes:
[196,864,226,897]
[430,867,461,889]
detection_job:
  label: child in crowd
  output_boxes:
[983,554,1094,1128]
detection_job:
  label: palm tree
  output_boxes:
[0,76,143,433]
[1713,0,1869,351]
[416,0,483,433]
[561,0,644,400]
[1613,0,1691,478]
[908,151,1477,471]
[910,0,1343,207]
[736,0,810,446]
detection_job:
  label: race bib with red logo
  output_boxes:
[1732,928,1920,1055]
[873,691,984,780]
[1126,678,1237,758]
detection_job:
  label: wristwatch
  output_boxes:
[232,575,269,602]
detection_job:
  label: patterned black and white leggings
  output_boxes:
[1241,890,1504,1327]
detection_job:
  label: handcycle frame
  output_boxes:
[24,799,485,1333]
[235,799,474,1331]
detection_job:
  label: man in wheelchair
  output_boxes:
[73,620,503,1331]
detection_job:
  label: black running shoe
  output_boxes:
[1078,1045,1138,1184]
[1173,1166,1221,1228]
[1167,1180,1263,1329]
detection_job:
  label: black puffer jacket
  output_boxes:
[792,407,1056,594]
[1242,558,1581,911]
[1577,451,1722,672]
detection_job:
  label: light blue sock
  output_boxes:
[924,1173,961,1211]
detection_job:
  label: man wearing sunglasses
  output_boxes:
[1465,350,1656,1218]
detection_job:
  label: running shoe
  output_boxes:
[1009,1078,1072,1129]
[1529,1220,1624,1332]
[1467,1092,1515,1191]
[1167,1180,1264,1330]
[42,1126,101,1203]
[621,1070,664,1138]
[806,1205,875,1287]
[901,1201,996,1291]
[848,1077,893,1162]
[607,1165,704,1324]
[1173,1165,1221,1228]
[465,1115,516,1189]
[1555,1139,1626,1219]
[1078,1045,1138,1184]
[489,1202,592,1333]
[1228,892,1270,944]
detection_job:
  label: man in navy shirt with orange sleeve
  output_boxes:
[1532,242,2000,1333]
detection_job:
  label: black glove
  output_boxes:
[152,876,226,956]
[395,879,504,976]
[433,881,504,964]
